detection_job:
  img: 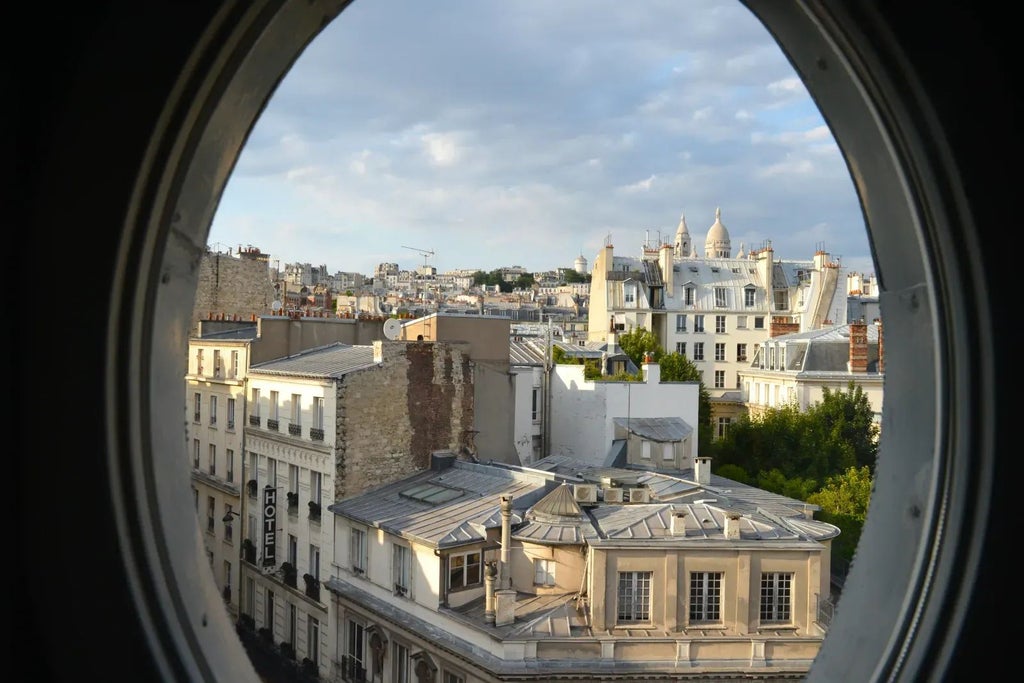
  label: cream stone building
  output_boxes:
[187,315,389,617]
[237,339,477,679]
[327,453,838,682]
[739,320,885,427]
[587,209,848,429]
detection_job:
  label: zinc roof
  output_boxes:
[248,342,377,378]
[612,416,693,442]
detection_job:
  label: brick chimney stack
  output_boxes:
[849,321,868,373]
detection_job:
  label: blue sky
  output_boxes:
[208,0,875,278]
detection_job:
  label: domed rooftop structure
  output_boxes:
[704,207,732,258]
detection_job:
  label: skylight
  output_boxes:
[399,482,464,505]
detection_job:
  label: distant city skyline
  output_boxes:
[208,0,875,278]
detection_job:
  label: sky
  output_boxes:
[208,0,875,278]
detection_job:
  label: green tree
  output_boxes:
[807,465,873,520]
[807,465,874,567]
[807,383,880,473]
[563,270,590,284]
[617,326,663,368]
[513,273,536,289]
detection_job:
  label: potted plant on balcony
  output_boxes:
[301,658,319,679]
[308,500,321,521]
[246,479,258,497]
[303,573,320,600]
[280,561,298,587]
[286,491,298,512]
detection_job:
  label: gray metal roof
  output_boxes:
[329,461,555,549]
[761,323,882,374]
[334,455,839,549]
[509,338,547,366]
[612,416,693,442]
[249,342,377,378]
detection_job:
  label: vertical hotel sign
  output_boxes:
[262,485,277,567]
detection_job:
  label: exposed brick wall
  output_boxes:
[191,252,276,335]
[334,341,474,500]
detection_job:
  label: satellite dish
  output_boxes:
[382,317,402,340]
[271,300,282,311]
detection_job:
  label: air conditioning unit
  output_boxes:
[574,484,597,504]
[629,488,650,503]
[603,488,623,503]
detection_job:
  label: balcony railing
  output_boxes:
[339,655,367,683]
[288,423,301,436]
[249,414,261,427]
[310,427,324,442]
[267,418,279,431]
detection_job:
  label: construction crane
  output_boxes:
[402,245,435,269]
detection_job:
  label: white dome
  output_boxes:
[704,207,732,258]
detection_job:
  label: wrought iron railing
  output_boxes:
[249,414,261,427]
[288,423,301,436]
[310,427,324,441]
[339,655,367,683]
[267,418,279,431]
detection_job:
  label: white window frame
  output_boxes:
[714,287,727,308]
[715,343,726,361]
[715,315,726,333]
[534,558,556,587]
[694,314,705,332]
[393,543,411,597]
[616,571,652,623]
[447,550,482,590]
[350,527,367,574]
[745,287,756,307]
[759,572,793,623]
[715,370,726,389]
[693,342,704,361]
[313,396,324,430]
[689,571,723,623]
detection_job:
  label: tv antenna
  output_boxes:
[402,245,435,268]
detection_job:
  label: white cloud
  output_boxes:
[209,0,872,277]
[422,132,460,167]
[622,175,657,193]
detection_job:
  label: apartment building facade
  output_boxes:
[588,210,848,426]
[186,328,255,618]
[326,454,837,682]
[238,339,476,680]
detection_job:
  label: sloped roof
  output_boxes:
[612,416,693,442]
[249,342,377,378]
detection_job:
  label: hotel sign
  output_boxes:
[262,486,277,567]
